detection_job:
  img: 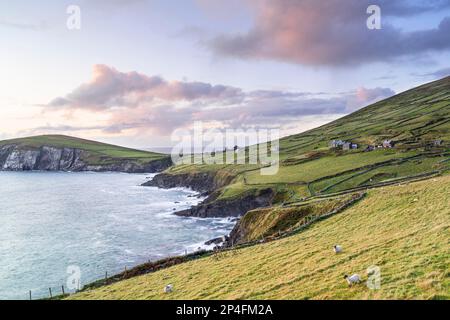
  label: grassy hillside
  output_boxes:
[279,76,450,158]
[69,175,450,300]
[0,134,166,165]
[62,78,449,300]
[164,77,450,202]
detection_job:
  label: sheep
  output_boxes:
[333,245,343,253]
[344,274,361,286]
[164,284,173,293]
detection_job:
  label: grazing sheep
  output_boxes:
[344,274,361,286]
[333,245,343,253]
[164,284,173,293]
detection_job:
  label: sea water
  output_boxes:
[0,171,234,300]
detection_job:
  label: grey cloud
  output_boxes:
[48,65,244,110]
[208,0,450,66]
[46,65,395,135]
[417,67,450,79]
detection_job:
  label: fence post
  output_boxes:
[49,287,52,299]
[29,290,32,300]
[62,285,65,295]
[105,271,108,283]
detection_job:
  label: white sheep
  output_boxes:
[344,274,361,286]
[333,245,343,253]
[164,284,173,293]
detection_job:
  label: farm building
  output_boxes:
[343,142,359,150]
[332,140,358,151]
[382,140,394,148]
[329,140,344,148]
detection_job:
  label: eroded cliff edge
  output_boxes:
[0,144,171,173]
[143,171,275,218]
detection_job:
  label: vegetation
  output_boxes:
[233,193,362,243]
[69,175,450,300]
[0,134,166,165]
[160,77,449,203]
[61,77,449,299]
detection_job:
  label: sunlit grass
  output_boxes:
[69,175,450,300]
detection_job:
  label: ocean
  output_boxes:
[0,171,234,300]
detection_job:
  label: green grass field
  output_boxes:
[69,175,450,300]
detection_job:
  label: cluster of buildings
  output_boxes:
[329,139,395,152]
[364,140,394,152]
[370,140,395,150]
[329,140,358,151]
[330,138,444,152]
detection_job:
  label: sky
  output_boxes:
[0,0,449,149]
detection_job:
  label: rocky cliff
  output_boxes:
[0,144,171,173]
[142,170,236,193]
[175,188,275,218]
[144,170,275,218]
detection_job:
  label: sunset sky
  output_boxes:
[1,0,449,148]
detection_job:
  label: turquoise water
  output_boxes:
[0,172,234,300]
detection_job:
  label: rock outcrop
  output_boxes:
[175,188,275,218]
[0,144,171,173]
[144,170,275,218]
[142,171,235,193]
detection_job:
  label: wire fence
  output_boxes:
[25,248,200,300]
[26,263,134,300]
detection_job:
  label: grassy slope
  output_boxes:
[65,78,449,300]
[0,135,166,165]
[70,175,450,300]
[234,193,360,243]
[165,77,450,201]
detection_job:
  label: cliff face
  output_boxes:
[0,144,171,173]
[144,170,275,218]
[175,188,275,218]
[142,171,236,193]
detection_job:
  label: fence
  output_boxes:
[26,264,135,300]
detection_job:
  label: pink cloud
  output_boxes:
[45,65,395,135]
[48,64,244,110]
[209,0,450,66]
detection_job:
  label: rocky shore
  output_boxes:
[143,170,276,249]
[175,188,275,218]
[0,144,171,173]
[142,171,235,193]
[143,171,275,218]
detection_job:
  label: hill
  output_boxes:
[0,135,171,173]
[147,77,449,221]
[69,175,450,300]
[63,77,450,300]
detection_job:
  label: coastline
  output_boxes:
[142,173,237,250]
[0,171,234,300]
[65,173,239,299]
[143,171,275,219]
